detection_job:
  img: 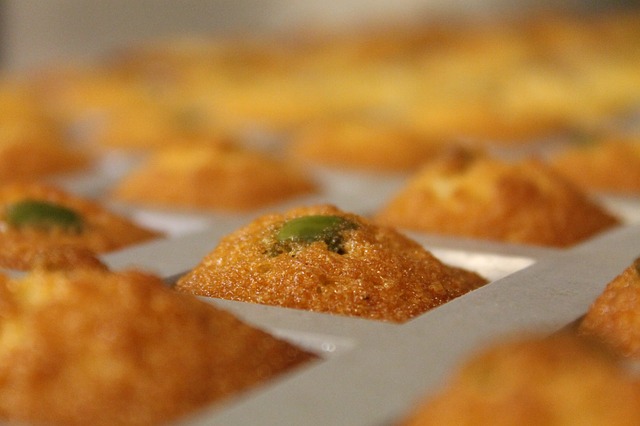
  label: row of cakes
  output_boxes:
[1,204,633,425]
[0,8,638,426]
[0,139,637,425]
[34,7,639,149]
[2,9,640,159]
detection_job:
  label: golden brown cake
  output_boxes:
[579,257,640,359]
[286,117,447,172]
[175,204,488,322]
[0,268,314,426]
[400,333,640,426]
[374,150,620,247]
[0,78,89,180]
[110,144,318,212]
[0,182,161,270]
[549,136,640,195]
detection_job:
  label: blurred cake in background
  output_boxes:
[549,135,640,195]
[110,144,318,212]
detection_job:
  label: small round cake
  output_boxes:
[374,150,620,247]
[0,268,314,426]
[579,257,640,359]
[401,333,640,426]
[0,182,161,270]
[548,136,640,195]
[0,79,89,179]
[175,204,488,322]
[286,117,446,172]
[110,144,318,212]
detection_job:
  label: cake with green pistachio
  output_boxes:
[175,204,488,322]
[0,182,161,270]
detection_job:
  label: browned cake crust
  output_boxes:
[0,182,161,270]
[0,268,314,426]
[175,204,487,322]
[374,151,620,247]
[549,137,640,195]
[579,258,640,359]
[111,144,318,212]
[400,333,640,426]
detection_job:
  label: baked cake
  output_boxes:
[110,144,318,212]
[0,182,161,270]
[0,268,314,426]
[0,78,89,180]
[286,117,447,172]
[549,136,640,195]
[374,150,620,247]
[400,333,640,425]
[579,257,640,359]
[175,204,488,322]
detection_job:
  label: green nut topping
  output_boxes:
[273,215,357,255]
[6,199,84,233]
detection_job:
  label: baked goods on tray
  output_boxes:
[0,182,161,270]
[175,204,488,322]
[400,333,640,426]
[374,150,621,247]
[579,257,640,359]
[0,268,314,426]
[110,144,318,212]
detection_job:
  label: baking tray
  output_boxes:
[48,145,636,426]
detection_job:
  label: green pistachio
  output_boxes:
[5,199,84,233]
[272,215,357,255]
